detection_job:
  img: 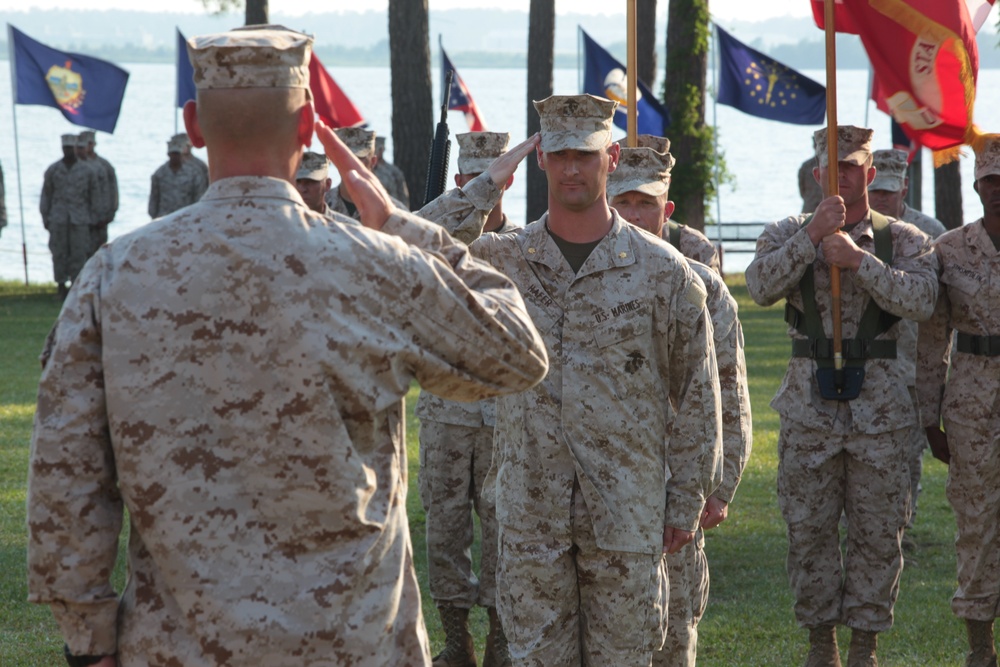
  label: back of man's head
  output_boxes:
[186,25,313,158]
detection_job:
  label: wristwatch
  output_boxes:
[63,644,107,667]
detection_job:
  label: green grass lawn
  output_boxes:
[0,277,967,665]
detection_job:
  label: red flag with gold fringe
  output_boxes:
[811,0,983,163]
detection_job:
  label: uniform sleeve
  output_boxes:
[854,224,938,322]
[711,294,752,503]
[107,164,119,220]
[661,270,723,532]
[915,249,950,427]
[378,209,548,401]
[745,217,817,307]
[40,167,54,222]
[148,173,159,219]
[27,254,122,656]
[415,172,504,245]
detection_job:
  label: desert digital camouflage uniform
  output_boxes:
[443,206,721,665]
[40,143,98,285]
[79,131,120,254]
[326,185,408,220]
[656,260,751,667]
[917,218,1000,621]
[27,25,549,667]
[375,158,411,205]
[669,221,721,274]
[0,160,6,238]
[27,174,548,667]
[899,203,946,238]
[148,159,204,218]
[746,209,936,632]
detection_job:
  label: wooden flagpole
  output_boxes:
[824,0,843,375]
[626,0,638,147]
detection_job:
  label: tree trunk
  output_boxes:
[389,0,433,211]
[245,0,267,25]
[664,0,712,231]
[637,0,657,88]
[934,161,963,230]
[526,0,555,223]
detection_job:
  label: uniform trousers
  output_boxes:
[418,420,498,608]
[497,477,667,667]
[653,530,709,667]
[47,221,91,284]
[946,413,1000,621]
[777,416,908,632]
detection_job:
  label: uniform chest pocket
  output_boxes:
[942,266,985,298]
[593,305,652,348]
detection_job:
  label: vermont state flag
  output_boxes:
[9,25,129,133]
[716,24,826,125]
[580,28,669,136]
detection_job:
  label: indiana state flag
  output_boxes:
[9,24,129,133]
[716,24,825,125]
[580,28,669,136]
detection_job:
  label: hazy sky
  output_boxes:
[0,0,811,22]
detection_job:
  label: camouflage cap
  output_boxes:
[296,151,329,181]
[456,131,511,174]
[79,130,96,144]
[533,94,617,152]
[606,147,675,199]
[167,137,185,153]
[974,134,1000,180]
[186,25,312,95]
[869,149,909,192]
[61,134,77,147]
[637,134,671,153]
[75,134,89,148]
[171,133,193,149]
[334,127,376,159]
[813,125,874,167]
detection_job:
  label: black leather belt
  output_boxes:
[956,332,1000,357]
[791,338,897,360]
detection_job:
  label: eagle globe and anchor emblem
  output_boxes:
[45,60,86,115]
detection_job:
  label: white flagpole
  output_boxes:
[8,24,30,285]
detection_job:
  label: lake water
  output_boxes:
[1,64,996,282]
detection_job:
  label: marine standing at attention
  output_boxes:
[745,126,937,667]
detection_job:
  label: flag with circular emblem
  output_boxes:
[8,24,129,134]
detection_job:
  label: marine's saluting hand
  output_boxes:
[315,120,393,231]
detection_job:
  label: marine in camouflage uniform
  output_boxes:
[326,128,408,218]
[148,136,204,219]
[79,130,119,256]
[375,135,411,206]
[916,134,1000,667]
[624,135,721,274]
[415,131,516,667]
[173,132,210,198]
[40,133,98,297]
[0,159,6,239]
[294,151,341,222]
[608,146,752,667]
[745,127,937,667]
[26,26,548,667]
[868,148,944,543]
[437,95,722,667]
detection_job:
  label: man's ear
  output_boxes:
[663,200,676,220]
[297,103,315,148]
[536,145,546,171]
[607,141,621,173]
[183,101,205,148]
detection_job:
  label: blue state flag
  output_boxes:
[580,28,669,136]
[8,24,129,133]
[716,24,825,125]
[176,28,196,108]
